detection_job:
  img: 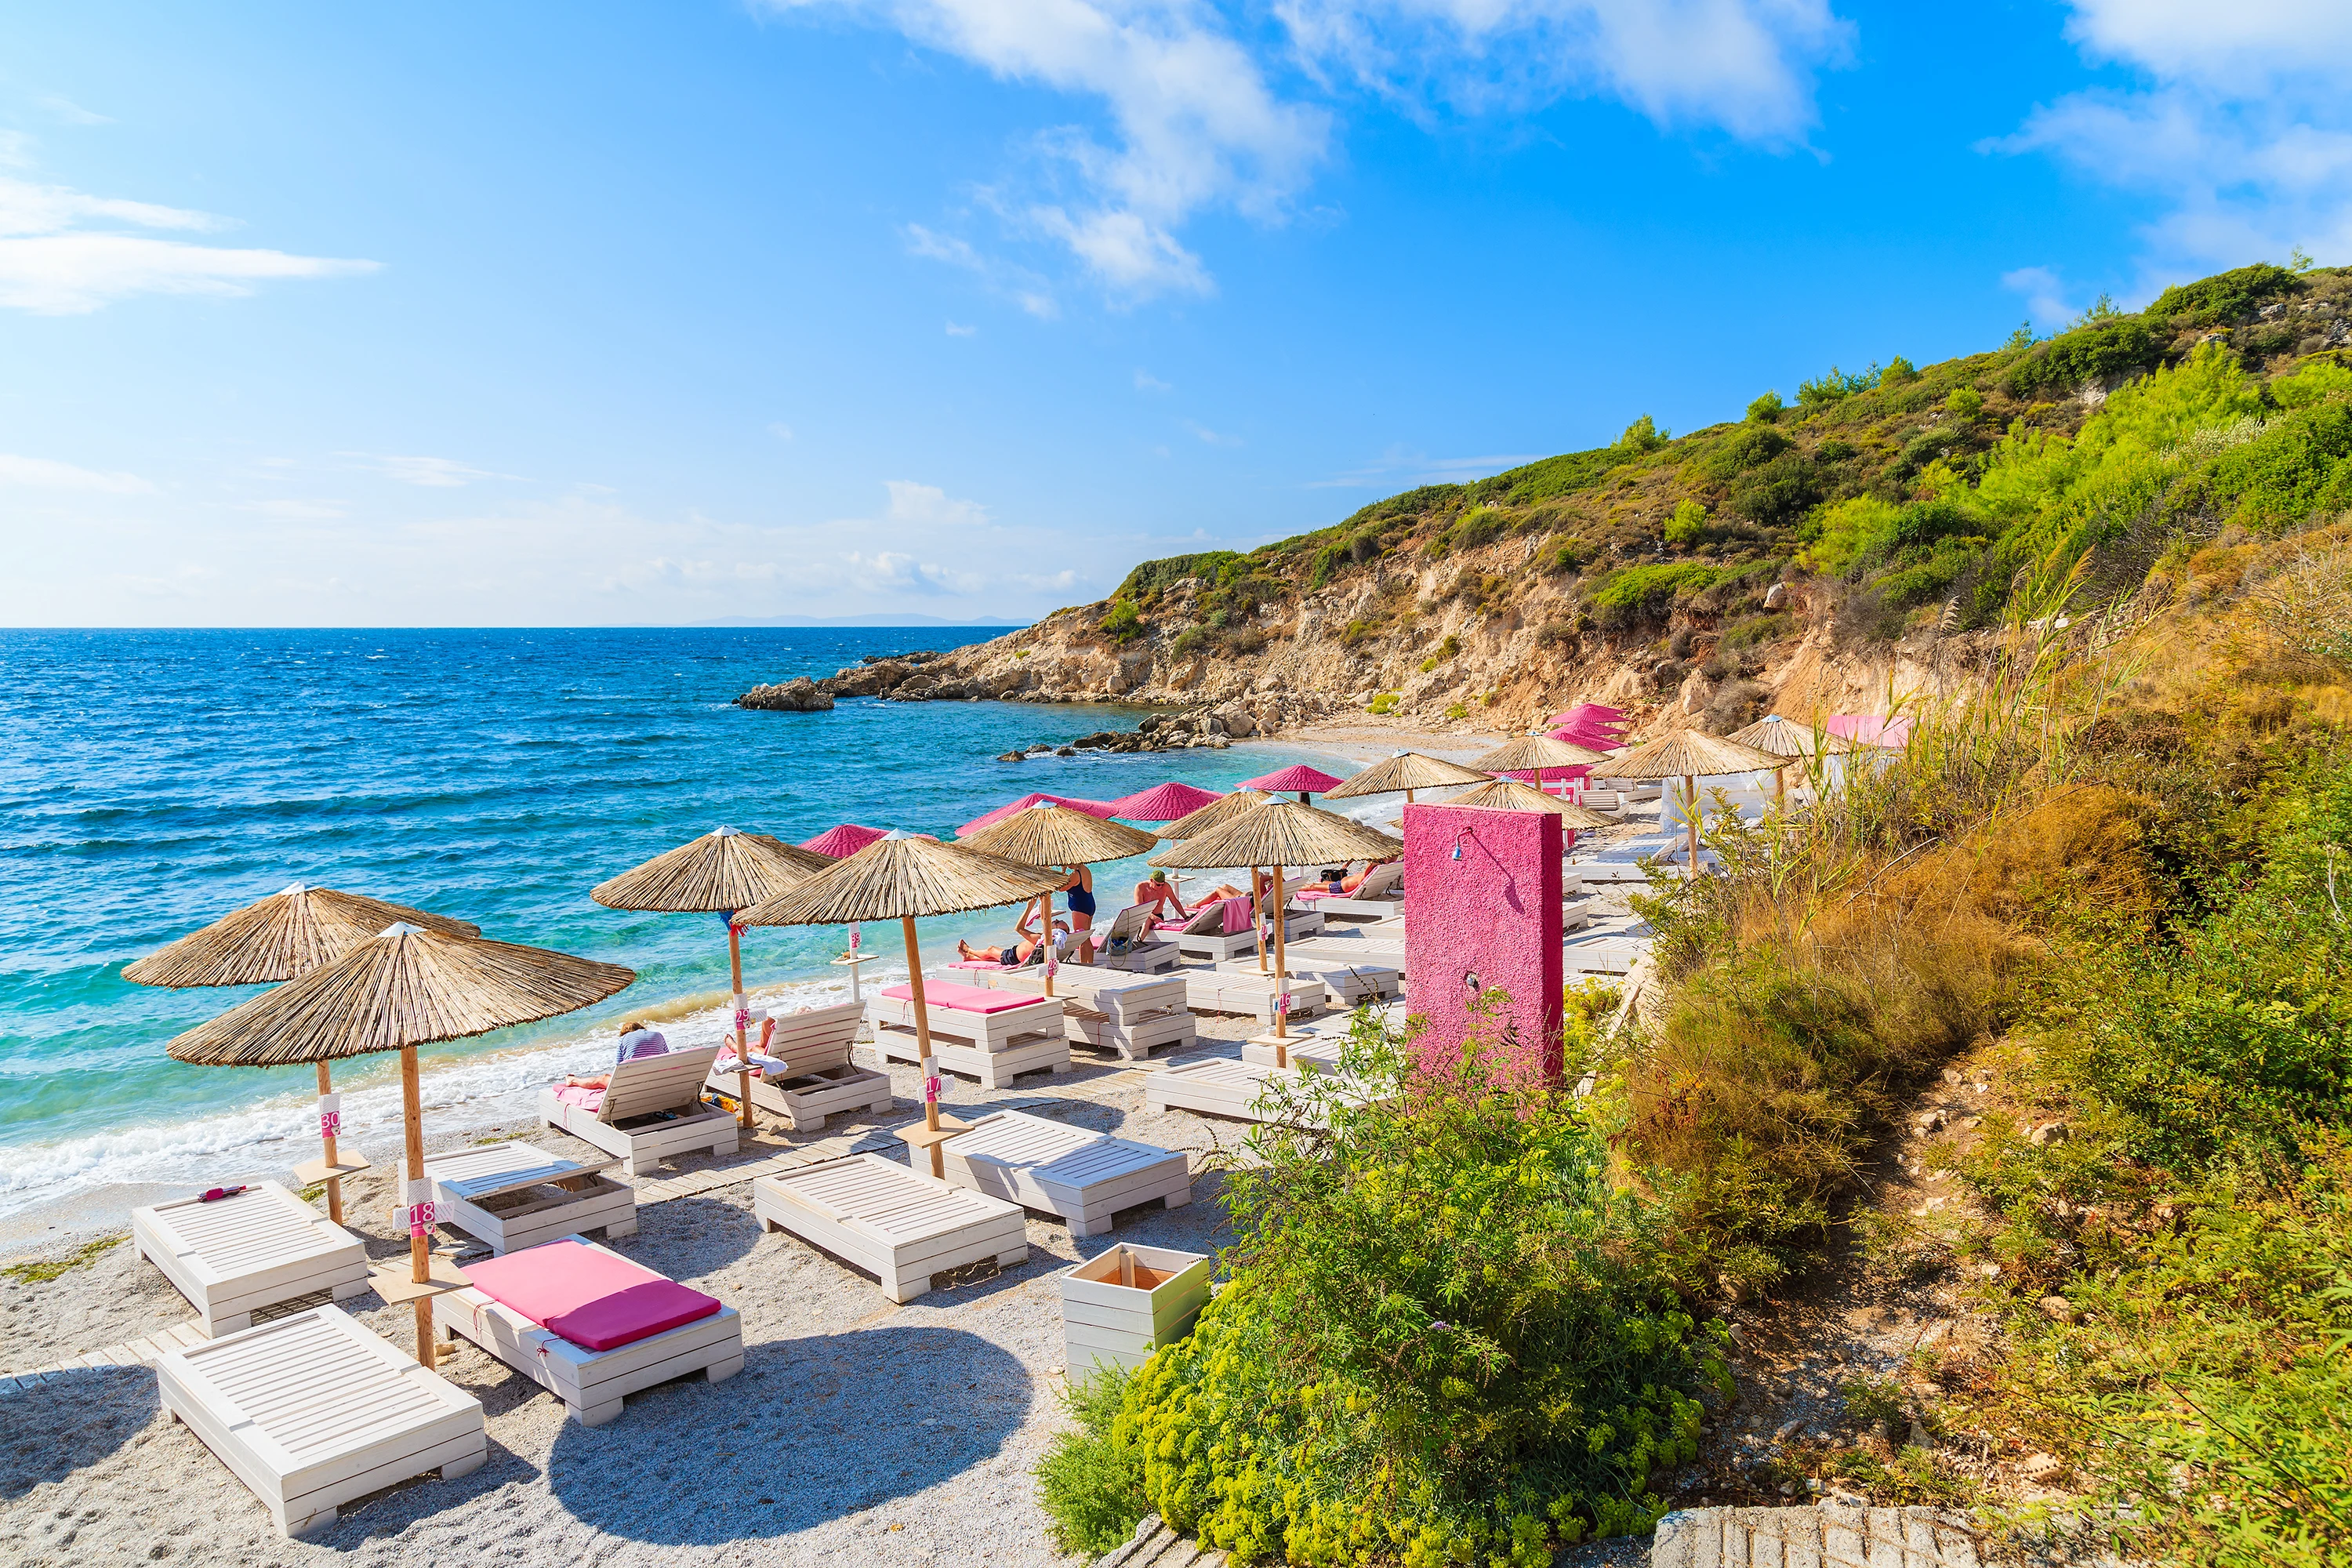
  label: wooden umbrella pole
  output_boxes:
[1253,867,1268,973]
[902,916,945,1179]
[726,916,753,1131]
[314,1061,343,1225]
[1042,888,1056,999]
[400,1047,434,1367]
[1686,774,1700,880]
[1272,866,1290,1065]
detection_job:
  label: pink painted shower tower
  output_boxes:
[1401,802,1565,1087]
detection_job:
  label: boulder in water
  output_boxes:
[737,677,834,712]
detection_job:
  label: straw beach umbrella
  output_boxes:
[735,833,1064,1178]
[1155,787,1275,842]
[169,925,634,1366]
[1726,713,1858,804]
[1445,778,1617,833]
[1472,733,1610,795]
[1152,800,1401,1065]
[1590,730,1784,878]
[125,884,480,1224]
[961,802,1156,992]
[956,792,1121,838]
[1321,750,1490,806]
[592,826,834,1131]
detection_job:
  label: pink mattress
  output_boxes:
[461,1238,720,1352]
[880,981,1041,1014]
[552,1083,605,1112]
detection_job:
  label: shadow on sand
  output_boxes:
[0,1367,157,1502]
[547,1322,1033,1544]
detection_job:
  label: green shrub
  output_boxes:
[1117,551,1243,600]
[1367,691,1400,714]
[1036,1366,1148,1555]
[1799,365,1878,407]
[1444,700,1470,720]
[1044,1009,1717,1566]
[2005,315,2159,398]
[1591,563,1718,630]
[1170,626,1208,657]
[1700,424,1792,483]
[1099,601,1145,641]
[1882,355,1919,387]
[1726,452,1823,528]
[1747,391,1785,423]
[1439,633,1461,658]
[1618,413,1668,452]
[1664,499,1708,546]
[2147,261,2302,328]
[1946,386,1984,423]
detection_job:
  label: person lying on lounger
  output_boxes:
[562,1021,669,1090]
[956,906,1068,968]
[1328,858,1397,895]
[1133,869,1189,920]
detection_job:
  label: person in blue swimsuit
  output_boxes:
[1059,864,1096,959]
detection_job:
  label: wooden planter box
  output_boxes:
[1058,1243,1212,1379]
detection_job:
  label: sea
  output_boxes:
[0,627,1345,1224]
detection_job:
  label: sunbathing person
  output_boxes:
[1058,863,1096,959]
[956,907,1067,968]
[1330,858,1396,895]
[563,1020,668,1089]
[1133,869,1188,920]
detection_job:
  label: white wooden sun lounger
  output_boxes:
[132,1181,370,1338]
[408,1141,636,1256]
[438,1236,744,1426]
[1083,904,1185,974]
[966,966,1198,1059]
[1145,1057,1310,1123]
[156,1305,485,1538]
[1179,967,1327,1025]
[1214,954,1400,1008]
[926,1110,1192,1236]
[753,1153,1027,1304]
[538,1042,737,1178]
[1294,860,1405,921]
[706,1000,894,1131]
[869,981,1070,1088]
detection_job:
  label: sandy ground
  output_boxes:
[1278,720,1513,768]
[0,1014,1294,1568]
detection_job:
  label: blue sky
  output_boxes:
[2,1,2347,626]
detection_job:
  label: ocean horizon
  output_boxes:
[0,626,1341,1221]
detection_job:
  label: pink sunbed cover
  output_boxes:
[880,981,1039,1014]
[553,1084,605,1113]
[462,1237,721,1352]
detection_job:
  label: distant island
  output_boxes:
[683,613,1030,629]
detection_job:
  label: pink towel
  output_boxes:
[1218,895,1250,935]
[553,1084,605,1113]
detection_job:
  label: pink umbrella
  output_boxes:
[1238,763,1343,803]
[956,792,1121,838]
[1549,702,1629,734]
[1109,780,1225,822]
[1829,714,1914,748]
[802,823,887,859]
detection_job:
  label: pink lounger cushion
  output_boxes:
[462,1238,721,1352]
[552,1083,605,1112]
[880,981,1042,1014]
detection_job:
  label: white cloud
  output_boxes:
[1997,3,2352,283]
[1183,419,1243,446]
[0,172,376,314]
[946,319,978,336]
[883,477,990,526]
[349,454,514,488]
[768,422,797,441]
[0,452,156,494]
[1134,368,1172,392]
[2001,265,2082,328]
[780,1,1846,301]
[843,549,974,595]
[37,95,113,126]
[1280,0,1851,142]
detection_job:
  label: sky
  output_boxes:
[2,1,2348,627]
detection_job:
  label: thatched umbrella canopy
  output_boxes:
[1445,778,1618,830]
[961,804,1158,989]
[1725,714,1860,803]
[170,924,634,1365]
[736,833,1065,1176]
[1471,733,1610,786]
[126,884,481,1224]
[1156,787,1275,841]
[592,826,833,1130]
[1152,800,1402,1058]
[1320,750,1491,804]
[1589,730,1784,877]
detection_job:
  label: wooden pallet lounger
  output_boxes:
[1214,954,1400,1007]
[132,1181,370,1338]
[157,1305,485,1538]
[439,1236,744,1426]
[754,1153,1027,1303]
[1144,1057,1305,1123]
[869,981,1070,1089]
[967,967,1197,1059]
[408,1141,636,1256]
[927,1109,1191,1235]
[1179,967,1327,1025]
[706,1000,894,1130]
[538,1041,737,1178]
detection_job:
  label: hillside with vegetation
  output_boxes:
[1016,263,2352,1568]
[919,260,2352,742]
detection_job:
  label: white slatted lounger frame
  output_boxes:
[929,1110,1191,1236]
[156,1305,485,1539]
[968,968,1197,1060]
[1179,968,1327,1025]
[868,989,1062,1052]
[753,1153,1026,1304]
[1214,955,1400,1008]
[1241,1033,1347,1073]
[707,1004,896,1130]
[870,1027,1071,1090]
[132,1182,369,1338]
[410,1142,637,1256]
[537,1044,735,1178]
[1144,1057,1300,1123]
[438,1236,745,1426]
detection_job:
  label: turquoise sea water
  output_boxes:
[0,628,1341,1215]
